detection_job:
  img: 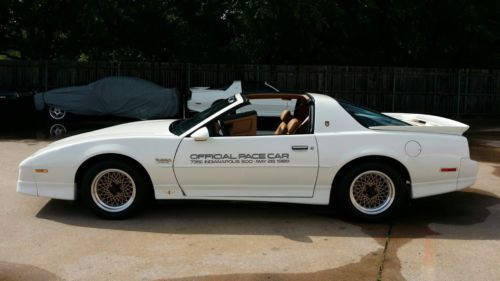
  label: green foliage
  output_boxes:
[1,0,499,67]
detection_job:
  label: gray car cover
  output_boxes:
[34,77,179,119]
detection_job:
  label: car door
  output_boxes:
[173,134,319,197]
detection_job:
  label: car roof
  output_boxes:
[244,92,312,101]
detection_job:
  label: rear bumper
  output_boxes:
[411,157,478,199]
[457,158,478,190]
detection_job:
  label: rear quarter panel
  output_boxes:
[311,94,470,200]
[315,130,470,199]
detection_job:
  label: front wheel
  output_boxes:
[81,160,149,219]
[335,162,406,221]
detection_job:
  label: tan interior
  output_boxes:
[223,112,257,136]
[275,123,287,135]
[215,93,312,136]
[275,109,292,135]
[286,118,300,135]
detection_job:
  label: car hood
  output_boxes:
[45,119,178,150]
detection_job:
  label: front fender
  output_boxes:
[20,136,182,200]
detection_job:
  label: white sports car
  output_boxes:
[18,92,477,220]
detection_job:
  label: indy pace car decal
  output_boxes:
[190,153,290,164]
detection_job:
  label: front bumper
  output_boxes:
[17,181,38,196]
[17,164,38,196]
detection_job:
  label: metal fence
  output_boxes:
[1,61,499,117]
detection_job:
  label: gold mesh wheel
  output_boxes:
[349,170,396,215]
[91,169,137,213]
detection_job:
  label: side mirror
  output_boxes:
[191,127,210,141]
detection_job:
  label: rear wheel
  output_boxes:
[48,106,66,120]
[81,160,149,219]
[334,162,406,221]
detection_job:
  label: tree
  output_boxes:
[0,0,499,67]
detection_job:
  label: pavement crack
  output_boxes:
[376,222,393,281]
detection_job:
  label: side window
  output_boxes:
[214,98,312,137]
[210,103,258,137]
[338,101,409,127]
[292,99,312,135]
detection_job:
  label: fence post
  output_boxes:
[183,63,191,119]
[44,60,48,91]
[465,68,469,115]
[94,61,98,83]
[186,63,191,89]
[295,65,300,90]
[323,65,328,95]
[433,68,437,114]
[457,69,461,119]
[392,67,396,111]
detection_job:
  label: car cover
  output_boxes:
[34,77,179,119]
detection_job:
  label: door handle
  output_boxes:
[292,145,309,151]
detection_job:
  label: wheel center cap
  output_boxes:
[364,185,378,198]
[109,183,122,195]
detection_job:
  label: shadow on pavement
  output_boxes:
[34,188,500,281]
[0,261,61,281]
[36,188,499,242]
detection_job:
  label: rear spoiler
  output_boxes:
[370,113,470,135]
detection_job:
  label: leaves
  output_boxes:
[1,0,499,67]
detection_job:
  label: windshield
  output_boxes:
[170,96,237,135]
[337,100,410,127]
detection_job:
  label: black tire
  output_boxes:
[47,106,67,121]
[80,159,150,219]
[333,162,406,221]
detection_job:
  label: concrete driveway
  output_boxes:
[0,122,499,281]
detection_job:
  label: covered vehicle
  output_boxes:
[0,90,35,116]
[18,92,477,220]
[0,90,20,101]
[34,77,180,120]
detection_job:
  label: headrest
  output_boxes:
[274,123,287,135]
[280,110,292,122]
[287,118,300,134]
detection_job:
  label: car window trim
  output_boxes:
[181,94,245,138]
[182,93,316,138]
